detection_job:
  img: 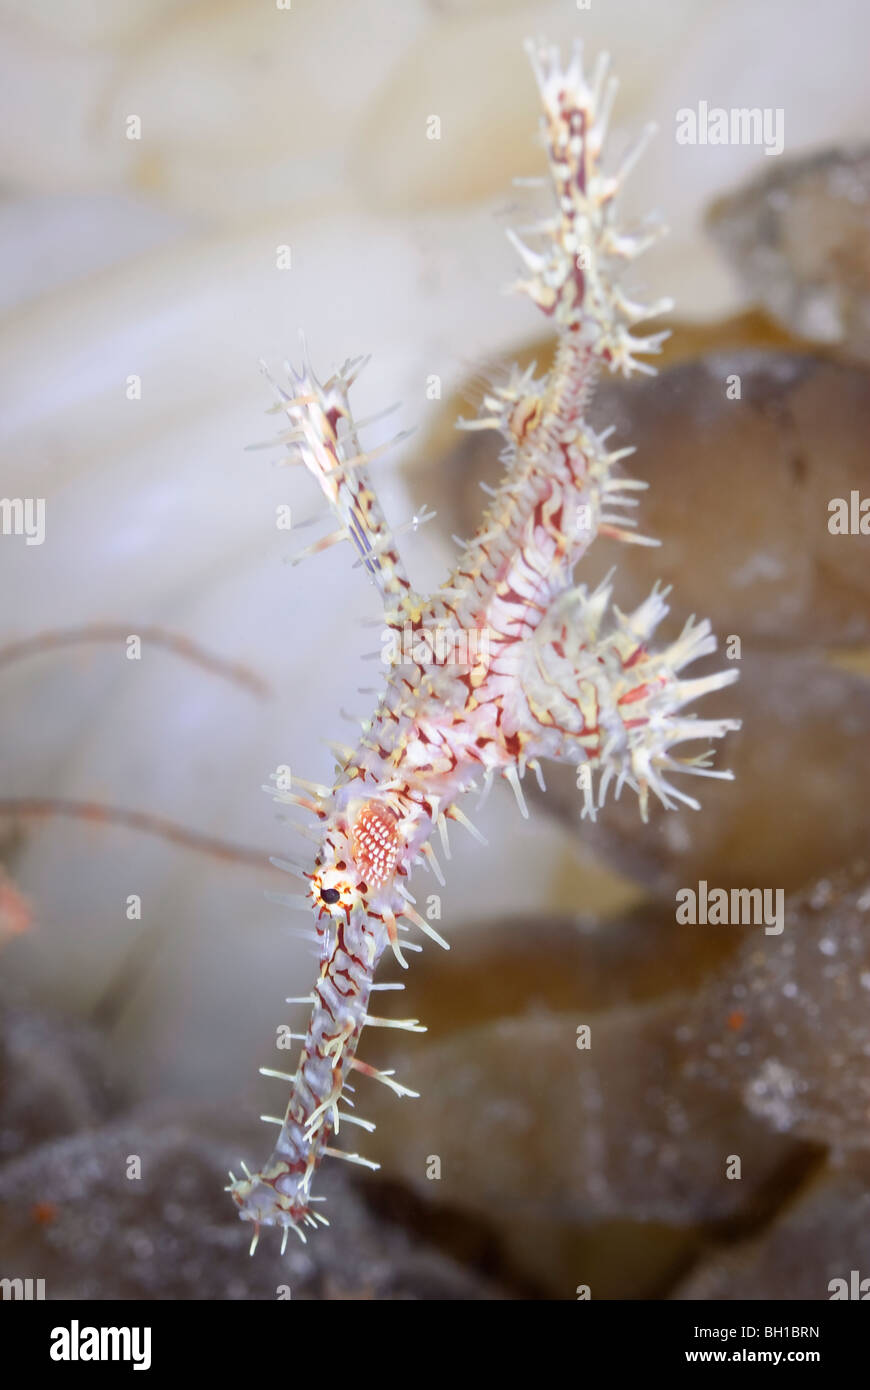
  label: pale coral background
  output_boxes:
[0,0,867,1108]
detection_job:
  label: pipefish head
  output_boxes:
[310,798,403,921]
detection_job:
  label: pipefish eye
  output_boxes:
[320,888,340,906]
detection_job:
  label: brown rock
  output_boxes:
[0,997,119,1165]
[0,1103,509,1300]
[680,867,870,1151]
[364,997,806,1230]
[371,907,749,1035]
[673,1153,870,1300]
[708,147,870,363]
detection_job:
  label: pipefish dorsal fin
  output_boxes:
[251,347,430,609]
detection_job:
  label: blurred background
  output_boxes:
[0,0,869,1300]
